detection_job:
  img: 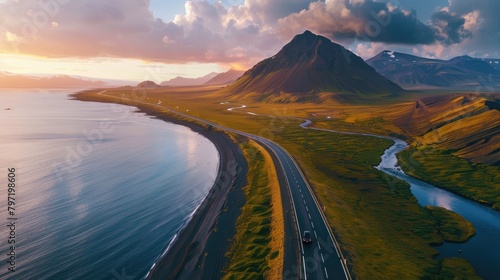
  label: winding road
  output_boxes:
[98,91,351,279]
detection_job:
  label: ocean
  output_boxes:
[0,90,218,279]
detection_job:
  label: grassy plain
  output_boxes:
[74,87,486,279]
[222,139,283,280]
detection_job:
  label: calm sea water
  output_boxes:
[0,90,219,279]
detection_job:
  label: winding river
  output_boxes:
[307,122,499,279]
[375,138,500,280]
[299,117,499,279]
[228,106,499,279]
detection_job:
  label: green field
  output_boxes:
[74,89,483,279]
[223,139,283,280]
[265,124,478,279]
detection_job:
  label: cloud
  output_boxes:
[277,0,436,45]
[355,42,386,58]
[0,0,498,67]
[0,0,306,67]
[431,10,471,45]
[277,0,500,59]
[443,0,500,57]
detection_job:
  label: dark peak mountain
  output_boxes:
[204,68,244,85]
[224,30,403,98]
[367,51,500,90]
[137,80,161,88]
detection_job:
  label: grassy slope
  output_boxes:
[223,139,284,280]
[74,88,482,279]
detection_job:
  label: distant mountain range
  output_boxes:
[160,72,218,86]
[367,51,500,90]
[204,69,244,85]
[0,73,108,88]
[221,30,403,101]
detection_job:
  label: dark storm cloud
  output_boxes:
[346,0,436,44]
[278,0,474,46]
[445,0,500,56]
[431,10,472,46]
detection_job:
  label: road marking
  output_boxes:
[306,206,309,212]
[314,231,318,238]
[317,241,321,250]
[299,189,302,192]
[303,200,307,205]
[324,267,329,278]
[301,194,304,198]
[321,253,325,263]
[311,222,315,228]
[308,213,311,219]
[341,259,349,279]
[302,255,307,280]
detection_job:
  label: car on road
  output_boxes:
[302,231,312,243]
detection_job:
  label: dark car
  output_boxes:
[302,231,312,243]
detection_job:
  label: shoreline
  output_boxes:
[72,90,248,279]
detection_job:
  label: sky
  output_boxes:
[0,0,499,82]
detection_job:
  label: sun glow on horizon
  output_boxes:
[0,54,226,82]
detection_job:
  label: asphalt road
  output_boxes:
[257,138,349,280]
[98,91,350,279]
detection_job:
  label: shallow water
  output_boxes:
[0,90,218,279]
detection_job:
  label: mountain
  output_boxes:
[137,80,161,88]
[483,58,500,71]
[220,30,403,101]
[0,73,107,88]
[367,51,500,90]
[204,69,245,85]
[160,72,218,86]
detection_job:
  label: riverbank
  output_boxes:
[72,90,248,279]
[397,147,500,210]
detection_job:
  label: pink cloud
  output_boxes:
[0,0,498,67]
[0,0,287,68]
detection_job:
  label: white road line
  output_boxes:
[321,253,325,263]
[314,231,318,238]
[341,260,348,279]
[299,189,302,192]
[301,194,304,198]
[324,267,329,278]
[308,213,311,219]
[311,222,315,228]
[302,255,307,280]
[317,241,321,250]
[306,206,309,212]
